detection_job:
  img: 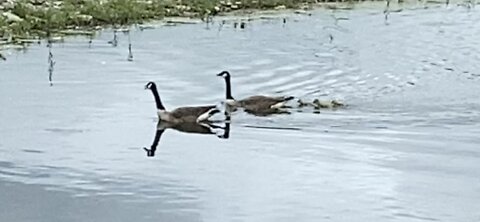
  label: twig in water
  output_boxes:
[127,32,133,61]
[204,14,214,30]
[88,34,93,48]
[218,20,225,33]
[47,40,55,86]
[384,0,391,25]
[108,30,118,47]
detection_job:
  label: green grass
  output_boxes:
[0,0,316,43]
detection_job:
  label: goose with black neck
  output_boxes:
[145,81,221,123]
[216,71,295,113]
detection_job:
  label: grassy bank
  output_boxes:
[0,0,320,44]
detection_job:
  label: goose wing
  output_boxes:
[240,95,294,107]
[170,105,217,119]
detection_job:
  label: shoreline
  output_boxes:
[0,0,466,59]
[0,0,385,45]
[0,0,313,39]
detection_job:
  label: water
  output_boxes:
[1,3,480,222]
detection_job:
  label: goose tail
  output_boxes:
[284,96,295,101]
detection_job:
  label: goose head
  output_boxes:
[145,81,156,90]
[216,71,230,78]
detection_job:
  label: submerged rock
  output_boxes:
[294,10,312,16]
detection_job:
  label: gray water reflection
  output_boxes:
[144,120,231,157]
[1,4,480,222]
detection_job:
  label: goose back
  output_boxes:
[239,95,294,108]
[170,105,218,122]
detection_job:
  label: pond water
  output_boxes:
[1,3,480,222]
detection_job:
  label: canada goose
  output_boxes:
[145,81,221,123]
[144,120,230,157]
[216,71,295,111]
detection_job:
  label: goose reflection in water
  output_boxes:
[243,107,292,116]
[144,118,231,157]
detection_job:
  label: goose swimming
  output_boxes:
[216,71,294,112]
[145,81,221,123]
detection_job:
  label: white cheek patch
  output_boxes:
[157,110,169,120]
[226,99,236,106]
[270,102,286,109]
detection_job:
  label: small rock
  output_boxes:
[2,12,24,22]
[138,24,155,31]
[49,36,64,43]
[231,4,238,9]
[182,11,197,18]
[274,5,286,10]
[2,0,15,10]
[53,1,63,7]
[234,1,242,5]
[29,0,45,5]
[175,5,187,10]
[75,14,93,22]
[214,6,220,12]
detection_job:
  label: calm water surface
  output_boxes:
[1,4,480,222]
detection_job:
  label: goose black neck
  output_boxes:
[146,129,164,157]
[150,85,166,110]
[151,129,164,149]
[225,76,234,100]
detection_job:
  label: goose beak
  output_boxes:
[216,72,223,77]
[144,85,148,90]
